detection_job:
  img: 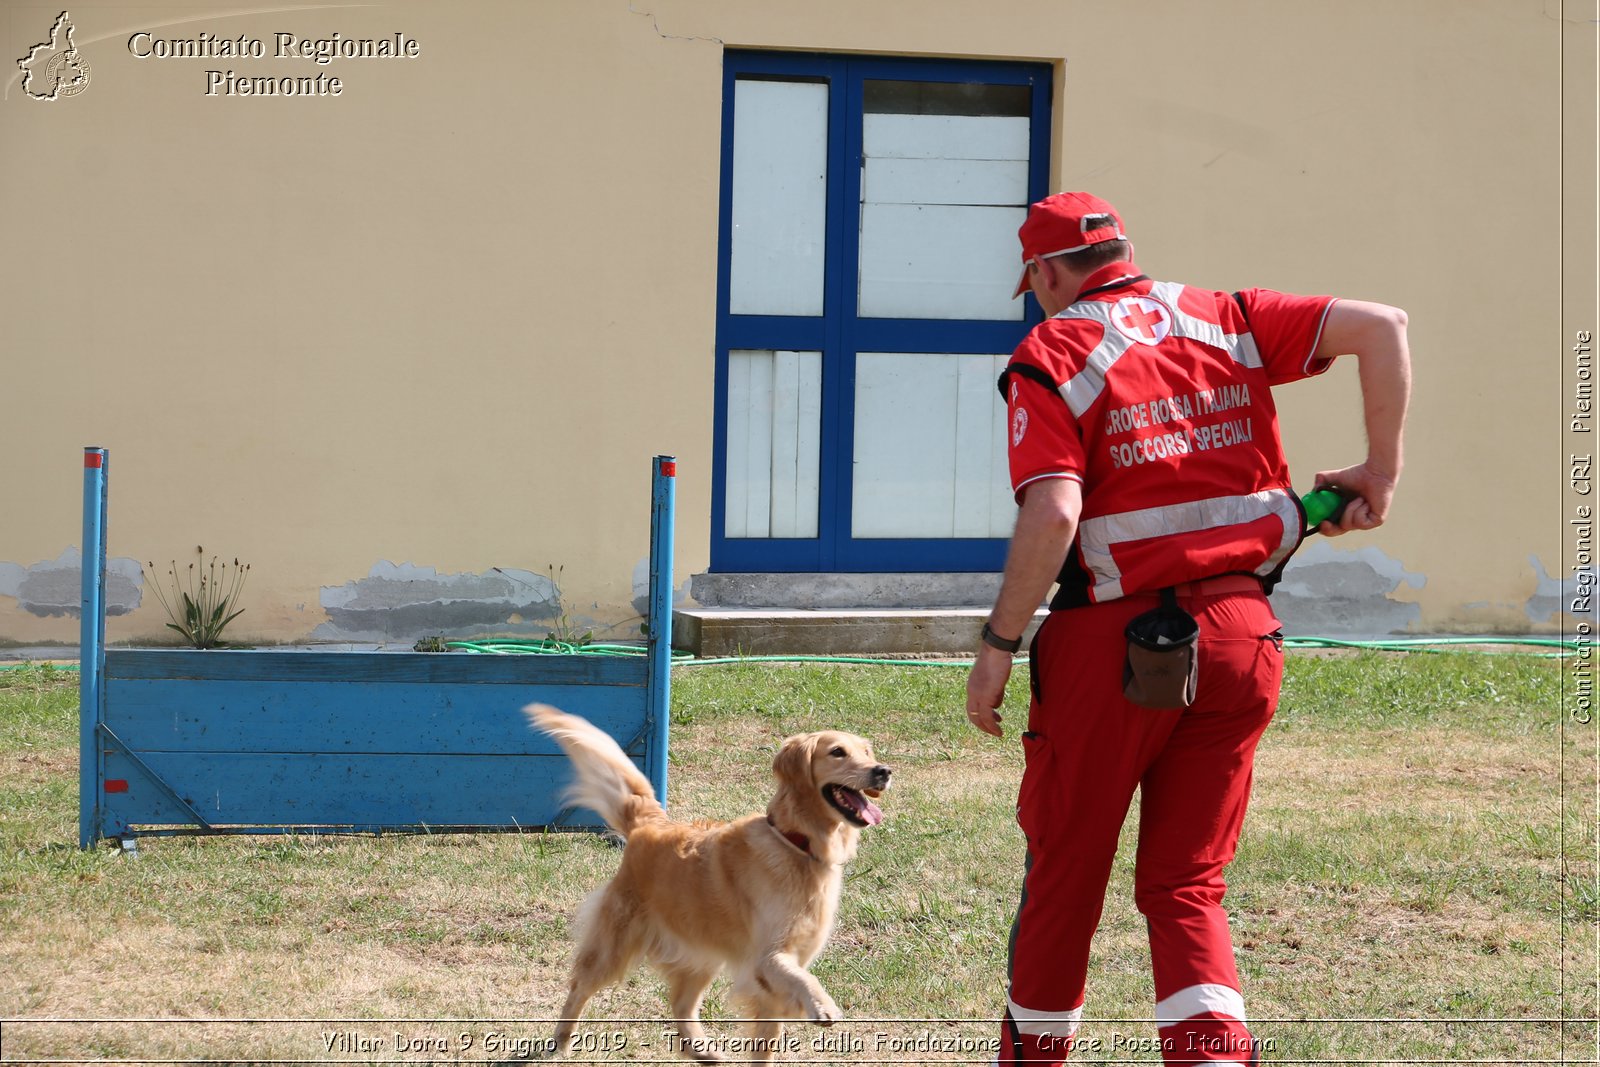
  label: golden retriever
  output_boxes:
[524,704,890,1063]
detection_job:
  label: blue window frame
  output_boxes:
[712,51,1052,573]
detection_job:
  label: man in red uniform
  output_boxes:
[965,192,1411,1066]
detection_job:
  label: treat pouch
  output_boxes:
[1123,589,1199,709]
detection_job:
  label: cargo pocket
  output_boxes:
[1016,730,1053,844]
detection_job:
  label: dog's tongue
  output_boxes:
[832,785,884,826]
[859,795,883,826]
[849,789,883,827]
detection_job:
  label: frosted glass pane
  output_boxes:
[852,353,1015,538]
[725,350,822,539]
[862,113,1029,161]
[729,80,828,317]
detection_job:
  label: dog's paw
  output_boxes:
[810,997,842,1027]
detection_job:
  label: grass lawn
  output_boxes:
[0,653,1594,1065]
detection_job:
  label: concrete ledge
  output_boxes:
[690,572,1004,609]
[672,607,1045,658]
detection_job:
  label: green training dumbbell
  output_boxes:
[1301,487,1351,530]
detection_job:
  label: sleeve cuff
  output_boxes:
[1013,470,1083,503]
[1301,297,1341,377]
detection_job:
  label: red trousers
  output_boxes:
[1001,585,1281,1066]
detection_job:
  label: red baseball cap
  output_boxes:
[1013,192,1127,298]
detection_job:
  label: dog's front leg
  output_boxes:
[754,952,841,1026]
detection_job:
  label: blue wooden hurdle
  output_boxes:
[78,448,676,849]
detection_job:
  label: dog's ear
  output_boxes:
[773,733,819,790]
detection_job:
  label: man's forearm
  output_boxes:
[1318,301,1412,479]
[1356,311,1411,479]
[988,478,1081,640]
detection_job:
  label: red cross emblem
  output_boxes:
[1110,296,1172,346]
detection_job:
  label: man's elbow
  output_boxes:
[1356,301,1408,339]
[1353,304,1412,391]
[1031,505,1078,538]
[1018,480,1082,536]
[1320,300,1409,361]
[1370,305,1410,362]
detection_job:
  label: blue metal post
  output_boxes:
[644,455,676,807]
[79,447,108,849]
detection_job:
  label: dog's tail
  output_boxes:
[525,704,665,838]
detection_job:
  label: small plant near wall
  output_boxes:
[145,547,250,649]
[546,563,592,647]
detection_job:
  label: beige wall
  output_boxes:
[0,0,1590,646]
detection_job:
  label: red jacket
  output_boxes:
[1003,262,1337,605]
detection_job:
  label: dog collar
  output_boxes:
[766,815,814,860]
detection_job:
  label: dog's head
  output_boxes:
[772,730,891,832]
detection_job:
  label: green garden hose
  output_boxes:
[0,635,1591,672]
[444,635,1595,666]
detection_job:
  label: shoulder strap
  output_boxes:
[1231,290,1253,329]
[1077,273,1150,302]
[997,361,1062,401]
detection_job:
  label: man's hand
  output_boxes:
[965,643,1012,737]
[1312,462,1397,536]
[962,478,1080,739]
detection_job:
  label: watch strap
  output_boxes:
[981,622,1023,654]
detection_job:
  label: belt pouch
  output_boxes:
[1122,587,1199,709]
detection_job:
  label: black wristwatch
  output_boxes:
[981,622,1023,654]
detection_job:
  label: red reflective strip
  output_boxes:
[104,779,128,793]
[661,460,676,478]
[84,452,104,468]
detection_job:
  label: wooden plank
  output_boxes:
[952,354,1000,538]
[102,677,648,756]
[99,754,215,836]
[988,353,1018,538]
[744,351,773,538]
[862,157,1028,207]
[770,350,802,538]
[985,355,1011,537]
[862,113,1029,161]
[104,649,646,687]
[851,352,959,538]
[794,352,822,539]
[725,351,753,538]
[100,750,615,830]
[857,203,1026,321]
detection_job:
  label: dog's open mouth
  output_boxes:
[824,784,883,827]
